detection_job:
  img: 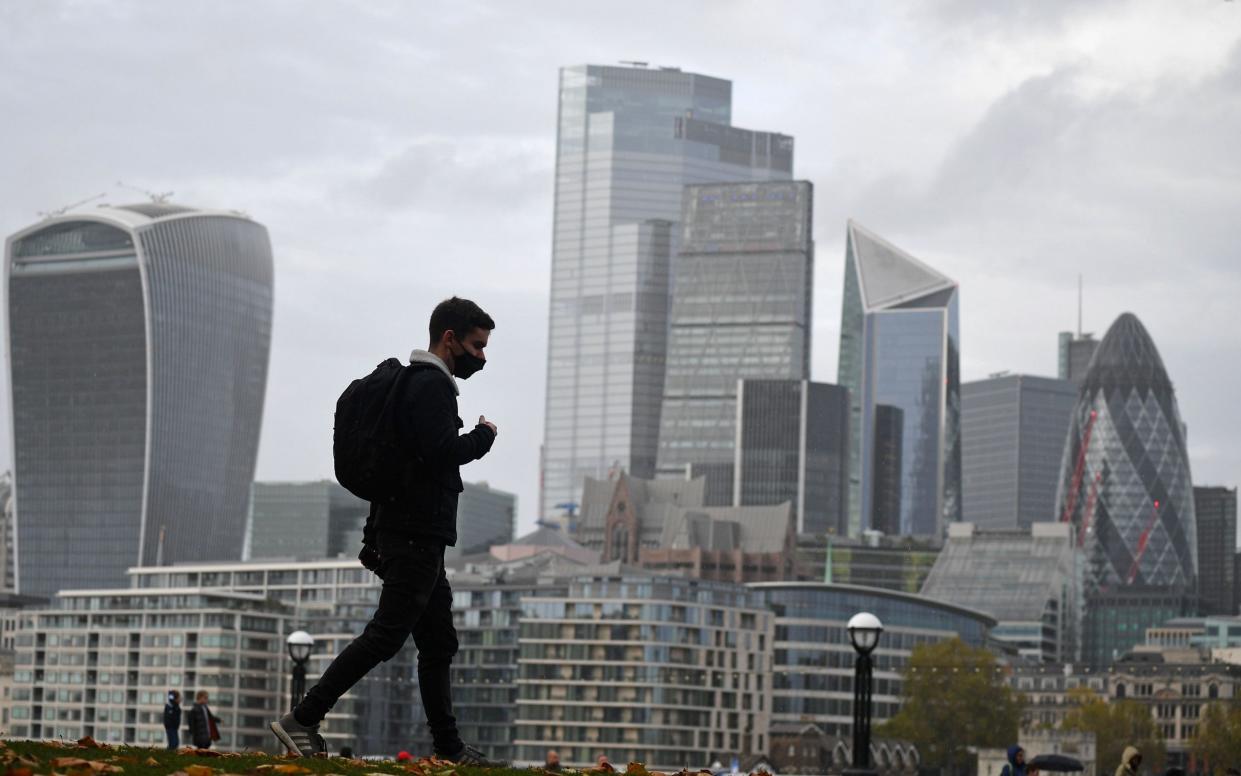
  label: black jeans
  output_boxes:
[294,540,462,755]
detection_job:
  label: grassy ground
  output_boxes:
[0,738,530,776]
[0,739,702,776]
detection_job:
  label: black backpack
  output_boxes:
[333,358,412,502]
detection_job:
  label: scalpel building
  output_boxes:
[5,204,273,597]
[836,221,961,539]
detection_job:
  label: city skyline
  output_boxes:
[0,2,1238,539]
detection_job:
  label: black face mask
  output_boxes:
[451,343,485,379]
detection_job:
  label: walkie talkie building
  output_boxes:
[5,204,273,597]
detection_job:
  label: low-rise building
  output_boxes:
[512,568,774,770]
[921,522,1077,663]
[793,533,939,593]
[754,582,995,739]
[9,587,291,749]
[1109,651,1241,771]
[577,472,794,583]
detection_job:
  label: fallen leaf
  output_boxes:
[272,766,311,775]
[51,758,92,769]
[625,765,648,776]
[76,738,104,750]
[88,764,123,774]
[185,765,215,776]
[7,768,33,776]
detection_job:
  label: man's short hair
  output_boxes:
[430,297,494,343]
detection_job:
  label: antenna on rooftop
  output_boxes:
[1077,274,1084,338]
[116,181,174,203]
[619,60,649,68]
[37,193,106,219]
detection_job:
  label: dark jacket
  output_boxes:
[187,701,219,748]
[374,360,495,550]
[1001,746,1026,776]
[163,699,181,729]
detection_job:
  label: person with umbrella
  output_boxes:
[1030,754,1086,773]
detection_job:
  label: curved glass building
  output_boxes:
[1056,313,1196,591]
[1055,313,1197,665]
[5,204,273,597]
[752,582,994,738]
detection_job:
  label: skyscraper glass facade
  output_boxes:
[735,380,849,536]
[5,206,273,596]
[836,221,960,538]
[1055,313,1197,665]
[1056,313,1196,592]
[541,64,793,521]
[961,374,1078,530]
[656,181,813,495]
[1193,486,1236,616]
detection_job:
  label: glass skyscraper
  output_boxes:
[5,204,273,597]
[836,220,961,539]
[541,64,794,521]
[1055,313,1197,664]
[656,180,813,499]
[1194,486,1237,616]
[734,379,849,536]
[1056,313,1197,592]
[961,374,1078,530]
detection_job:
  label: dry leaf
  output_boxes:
[7,768,33,776]
[88,763,123,774]
[272,766,311,775]
[51,758,92,769]
[185,765,215,776]
[76,738,104,750]
[625,765,648,776]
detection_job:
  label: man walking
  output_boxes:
[271,297,501,765]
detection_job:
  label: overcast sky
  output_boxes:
[1,0,1238,539]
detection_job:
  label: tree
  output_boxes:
[879,638,1022,775]
[1193,702,1241,773]
[1060,686,1166,773]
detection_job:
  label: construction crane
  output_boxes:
[1077,470,1103,547]
[1126,499,1162,584]
[1060,410,1099,525]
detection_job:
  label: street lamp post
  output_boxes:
[286,630,315,711]
[846,612,884,776]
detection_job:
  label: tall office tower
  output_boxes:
[961,374,1078,530]
[246,481,369,560]
[656,181,814,501]
[870,404,904,536]
[1056,313,1197,665]
[449,481,518,559]
[836,220,961,539]
[1058,332,1099,387]
[734,379,848,536]
[0,472,13,593]
[5,204,273,596]
[1195,486,1237,616]
[540,63,794,521]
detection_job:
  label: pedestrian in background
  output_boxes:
[162,691,181,750]
[187,690,221,750]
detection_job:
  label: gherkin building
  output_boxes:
[1056,313,1197,594]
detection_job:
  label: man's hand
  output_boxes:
[479,415,498,435]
